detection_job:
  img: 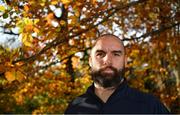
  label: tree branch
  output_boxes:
[0,26,19,36]
[133,22,180,40]
[12,0,146,64]
[12,0,179,65]
[38,21,180,70]
[39,47,91,70]
[71,0,146,38]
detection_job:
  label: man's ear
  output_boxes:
[89,56,92,67]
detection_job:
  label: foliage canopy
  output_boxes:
[0,0,179,113]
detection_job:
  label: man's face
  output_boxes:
[89,36,126,88]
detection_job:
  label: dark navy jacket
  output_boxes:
[65,80,170,114]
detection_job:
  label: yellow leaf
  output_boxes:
[24,40,32,47]
[24,18,33,25]
[0,49,4,55]
[22,33,27,43]
[34,19,39,24]
[19,33,33,47]
[74,9,80,17]
[149,12,158,20]
[51,0,58,5]
[60,20,66,26]
[5,70,16,82]
[24,36,32,47]
[16,71,26,82]
[61,0,71,5]
[29,34,33,42]
[0,5,6,12]
[40,2,45,6]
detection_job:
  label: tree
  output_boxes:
[0,0,179,113]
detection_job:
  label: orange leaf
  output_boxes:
[60,20,66,26]
[5,70,16,82]
[15,62,24,67]
[24,5,29,12]
[46,13,54,25]
[0,64,6,73]
[33,27,40,33]
[25,24,33,32]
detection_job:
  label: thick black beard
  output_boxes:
[91,66,125,88]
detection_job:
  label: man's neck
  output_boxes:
[94,79,124,103]
[94,83,116,103]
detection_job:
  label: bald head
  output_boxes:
[96,34,124,46]
[91,34,125,55]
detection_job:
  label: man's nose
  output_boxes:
[103,54,112,65]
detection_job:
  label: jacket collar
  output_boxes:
[86,78,128,104]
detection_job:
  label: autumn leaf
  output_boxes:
[46,13,54,25]
[24,24,33,32]
[61,0,71,5]
[60,20,66,26]
[33,27,40,33]
[0,64,6,73]
[5,70,16,82]
[34,19,39,24]
[74,8,80,17]
[19,33,33,47]
[24,5,29,12]
[15,62,24,67]
[16,70,26,82]
[149,12,158,20]
[0,0,179,114]
[0,5,6,12]
[51,0,58,5]
[72,56,80,68]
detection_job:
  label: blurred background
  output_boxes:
[0,0,179,114]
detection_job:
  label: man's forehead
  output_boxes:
[93,35,124,49]
[91,35,125,54]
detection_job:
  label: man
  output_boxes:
[65,34,170,114]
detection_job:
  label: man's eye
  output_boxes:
[96,53,105,57]
[114,53,121,56]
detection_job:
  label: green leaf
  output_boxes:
[3,13,8,19]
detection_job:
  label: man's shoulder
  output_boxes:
[67,84,95,107]
[64,93,88,114]
[127,87,170,113]
[126,86,159,104]
[70,93,90,106]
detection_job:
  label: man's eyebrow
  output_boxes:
[112,50,123,53]
[95,50,105,53]
[95,50,123,54]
